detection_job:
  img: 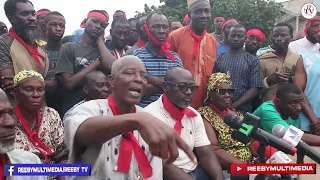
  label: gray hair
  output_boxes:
[111,55,143,75]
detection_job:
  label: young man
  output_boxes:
[216,18,238,56]
[105,17,131,59]
[245,26,266,56]
[65,70,110,115]
[0,0,50,106]
[35,8,50,46]
[126,16,148,55]
[294,29,320,135]
[127,18,139,46]
[289,18,320,55]
[63,56,196,180]
[210,16,225,42]
[169,0,217,110]
[43,11,66,116]
[260,23,300,102]
[214,24,262,114]
[133,12,183,107]
[145,67,224,180]
[0,88,47,180]
[254,83,320,146]
[56,10,115,115]
[170,21,183,33]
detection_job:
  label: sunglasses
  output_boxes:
[214,88,235,95]
[165,81,198,93]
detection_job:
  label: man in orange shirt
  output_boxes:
[168,0,217,110]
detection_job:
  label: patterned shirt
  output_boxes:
[133,43,183,107]
[14,107,68,164]
[198,106,252,169]
[214,52,262,113]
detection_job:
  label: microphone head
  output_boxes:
[224,112,243,129]
[272,124,288,138]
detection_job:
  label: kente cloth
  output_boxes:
[168,26,217,110]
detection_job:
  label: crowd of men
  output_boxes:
[0,0,320,179]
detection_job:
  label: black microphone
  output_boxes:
[272,124,320,164]
[224,113,297,156]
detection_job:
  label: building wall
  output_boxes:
[282,0,313,14]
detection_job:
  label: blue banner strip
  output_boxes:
[4,164,91,176]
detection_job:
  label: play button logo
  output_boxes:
[230,164,248,174]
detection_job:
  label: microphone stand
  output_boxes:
[254,142,266,180]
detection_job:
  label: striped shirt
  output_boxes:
[133,43,183,107]
[214,52,262,113]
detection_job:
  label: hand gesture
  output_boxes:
[267,72,290,86]
[136,112,196,164]
[311,120,320,135]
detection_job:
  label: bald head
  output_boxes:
[84,71,106,85]
[111,55,145,76]
[164,67,193,82]
[0,89,8,101]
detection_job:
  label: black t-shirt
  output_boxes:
[55,42,100,115]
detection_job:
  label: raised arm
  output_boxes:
[96,36,115,74]
[294,57,320,134]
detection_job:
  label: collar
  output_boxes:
[272,97,289,120]
[145,43,168,58]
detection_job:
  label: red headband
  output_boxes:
[113,11,127,19]
[87,12,107,23]
[184,14,189,23]
[304,18,320,37]
[80,19,85,28]
[36,10,50,17]
[144,23,175,61]
[214,17,225,21]
[221,19,238,30]
[246,29,266,43]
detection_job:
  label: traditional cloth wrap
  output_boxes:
[207,72,232,92]
[184,14,189,23]
[188,0,210,11]
[205,72,232,104]
[13,70,44,87]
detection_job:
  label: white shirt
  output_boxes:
[144,96,211,173]
[7,149,47,180]
[63,99,163,180]
[289,37,320,55]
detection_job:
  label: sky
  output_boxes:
[0,0,162,35]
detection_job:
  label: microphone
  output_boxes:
[224,113,297,156]
[272,124,320,164]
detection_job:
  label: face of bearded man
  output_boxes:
[11,2,40,44]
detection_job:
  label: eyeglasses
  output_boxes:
[165,81,198,93]
[214,88,235,95]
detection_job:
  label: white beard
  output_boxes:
[0,142,14,154]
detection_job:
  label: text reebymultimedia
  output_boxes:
[4,164,91,176]
[230,163,316,174]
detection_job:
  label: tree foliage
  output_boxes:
[135,0,283,44]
